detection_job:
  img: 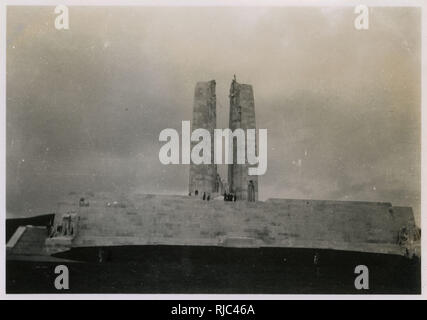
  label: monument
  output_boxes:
[228,76,258,201]
[6,79,421,293]
[188,80,217,196]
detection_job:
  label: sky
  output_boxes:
[6,6,421,225]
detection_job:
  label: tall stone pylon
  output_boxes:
[189,80,217,196]
[228,77,258,201]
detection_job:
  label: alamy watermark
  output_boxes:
[159,121,268,176]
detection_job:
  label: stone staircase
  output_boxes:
[6,226,48,256]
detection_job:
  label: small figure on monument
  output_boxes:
[248,180,255,202]
[215,174,222,193]
[203,192,206,200]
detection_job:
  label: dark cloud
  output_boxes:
[6,6,420,224]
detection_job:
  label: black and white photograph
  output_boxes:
[2,1,424,298]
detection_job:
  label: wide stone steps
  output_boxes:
[7,226,48,255]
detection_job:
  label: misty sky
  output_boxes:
[6,6,421,225]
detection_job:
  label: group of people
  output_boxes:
[189,190,211,201]
[189,189,238,202]
[224,193,237,202]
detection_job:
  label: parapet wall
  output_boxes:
[7,226,48,255]
[53,193,418,256]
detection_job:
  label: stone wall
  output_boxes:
[59,193,418,256]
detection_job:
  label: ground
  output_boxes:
[6,246,421,294]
